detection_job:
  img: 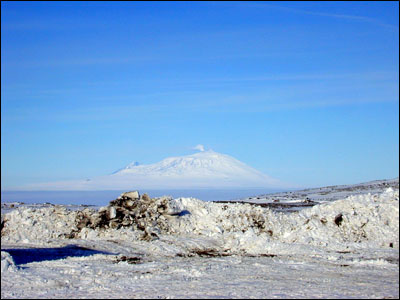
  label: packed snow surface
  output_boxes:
[21,150,285,190]
[1,181,399,298]
[232,177,400,212]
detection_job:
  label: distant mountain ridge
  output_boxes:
[20,150,288,190]
[115,149,281,181]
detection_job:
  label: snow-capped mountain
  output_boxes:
[23,150,287,190]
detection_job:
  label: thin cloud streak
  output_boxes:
[214,2,399,30]
[2,71,397,93]
[2,95,397,123]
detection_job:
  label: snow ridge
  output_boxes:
[2,188,398,254]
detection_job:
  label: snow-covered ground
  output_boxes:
[230,177,399,212]
[1,179,399,298]
[237,178,399,204]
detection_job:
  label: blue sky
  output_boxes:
[1,1,399,189]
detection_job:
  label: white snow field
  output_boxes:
[21,150,287,190]
[1,180,399,298]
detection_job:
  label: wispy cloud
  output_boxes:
[3,69,397,92]
[4,91,396,124]
[213,2,398,31]
[2,69,398,123]
[192,144,205,152]
[196,71,399,84]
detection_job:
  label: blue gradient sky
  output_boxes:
[1,1,399,190]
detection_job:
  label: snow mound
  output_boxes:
[1,188,398,256]
[164,187,398,254]
[1,206,79,244]
[1,251,17,272]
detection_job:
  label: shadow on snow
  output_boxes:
[3,245,114,265]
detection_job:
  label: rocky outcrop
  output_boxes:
[1,215,6,236]
[67,191,175,241]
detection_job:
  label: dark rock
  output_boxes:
[119,191,140,200]
[334,213,343,226]
[65,191,179,241]
[141,193,151,202]
[1,216,6,236]
[114,255,142,264]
